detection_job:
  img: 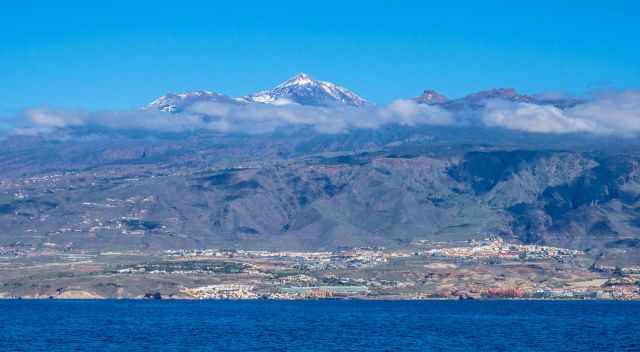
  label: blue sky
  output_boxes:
[1,0,639,111]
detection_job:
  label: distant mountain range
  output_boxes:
[413,88,584,110]
[146,73,582,112]
[146,73,369,112]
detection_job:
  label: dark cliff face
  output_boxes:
[1,128,640,265]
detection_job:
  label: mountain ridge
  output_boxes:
[146,74,583,112]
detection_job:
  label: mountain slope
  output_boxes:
[146,91,240,113]
[2,131,640,268]
[413,90,448,105]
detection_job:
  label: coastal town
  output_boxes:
[0,237,638,300]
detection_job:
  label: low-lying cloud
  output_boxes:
[11,90,640,137]
[482,90,640,135]
[14,100,454,136]
[482,101,597,134]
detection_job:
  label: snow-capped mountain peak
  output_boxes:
[245,73,369,107]
[146,73,370,112]
[276,72,315,88]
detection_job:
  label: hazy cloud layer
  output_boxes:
[482,101,597,133]
[12,90,640,136]
[15,100,454,136]
[482,90,640,135]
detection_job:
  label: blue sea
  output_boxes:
[1,300,639,351]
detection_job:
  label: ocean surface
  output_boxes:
[1,300,639,351]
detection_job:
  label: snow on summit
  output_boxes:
[146,73,369,112]
[244,73,370,107]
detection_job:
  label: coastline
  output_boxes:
[2,295,639,301]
